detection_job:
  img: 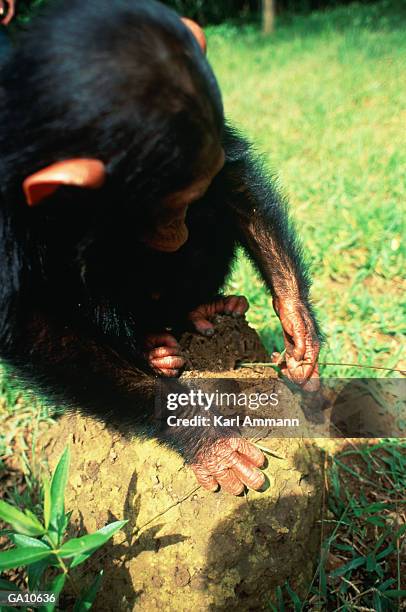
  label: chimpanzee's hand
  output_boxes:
[273,297,320,391]
[0,0,15,25]
[188,295,249,336]
[191,437,265,495]
[144,332,185,377]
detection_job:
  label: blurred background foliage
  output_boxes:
[162,0,378,24]
[14,0,392,25]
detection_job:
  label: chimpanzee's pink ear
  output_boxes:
[181,17,207,54]
[23,159,106,207]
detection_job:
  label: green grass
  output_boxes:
[210,0,406,377]
[271,440,406,610]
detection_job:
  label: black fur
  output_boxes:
[0,0,321,460]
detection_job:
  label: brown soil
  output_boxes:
[42,315,324,611]
[179,314,270,371]
[46,418,323,612]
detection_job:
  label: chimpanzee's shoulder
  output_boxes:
[222,123,252,163]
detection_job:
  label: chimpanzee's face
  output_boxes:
[140,148,225,253]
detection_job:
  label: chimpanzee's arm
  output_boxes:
[6,311,265,494]
[9,311,193,448]
[222,125,323,389]
[9,311,157,428]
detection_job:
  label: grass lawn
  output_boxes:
[209,0,406,378]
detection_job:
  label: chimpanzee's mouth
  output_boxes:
[144,224,189,253]
[144,218,189,253]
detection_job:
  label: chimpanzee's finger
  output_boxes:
[231,437,265,468]
[215,468,245,495]
[145,333,179,349]
[188,303,216,335]
[1,2,14,25]
[284,353,320,390]
[231,455,265,490]
[157,369,179,377]
[274,353,303,383]
[301,362,320,391]
[191,464,219,491]
[285,352,307,382]
[189,315,215,336]
[287,316,307,362]
[223,295,249,316]
[223,295,238,314]
[150,355,185,370]
[236,296,249,314]
[148,345,182,359]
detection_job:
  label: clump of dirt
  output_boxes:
[45,417,323,612]
[179,314,270,371]
[41,314,324,610]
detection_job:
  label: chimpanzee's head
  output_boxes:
[1,0,225,252]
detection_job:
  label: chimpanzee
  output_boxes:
[0,0,322,495]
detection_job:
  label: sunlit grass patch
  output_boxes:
[270,439,406,609]
[212,0,405,377]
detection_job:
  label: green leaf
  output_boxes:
[38,573,66,612]
[59,520,127,559]
[28,558,51,591]
[58,511,71,536]
[334,543,354,552]
[330,556,366,577]
[285,581,302,610]
[8,534,50,550]
[50,446,70,533]
[0,577,21,591]
[392,523,406,540]
[378,578,396,592]
[275,586,285,612]
[0,529,13,536]
[376,544,395,560]
[43,475,51,530]
[0,547,51,571]
[384,590,406,599]
[366,553,377,572]
[69,550,93,569]
[0,500,45,536]
[361,502,390,514]
[319,563,327,599]
[375,563,384,579]
[25,509,45,526]
[73,570,104,612]
[373,591,383,612]
[366,516,386,527]
[69,521,128,568]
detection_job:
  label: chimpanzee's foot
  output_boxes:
[188,295,249,336]
[144,332,185,377]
